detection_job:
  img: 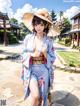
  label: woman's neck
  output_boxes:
[36,32,44,39]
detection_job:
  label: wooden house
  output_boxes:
[0,12,20,45]
[70,12,80,46]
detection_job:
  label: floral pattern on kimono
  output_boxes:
[21,34,56,100]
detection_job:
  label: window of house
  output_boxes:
[74,18,78,24]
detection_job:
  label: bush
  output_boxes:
[76,46,80,51]
[18,32,28,40]
[69,61,75,67]
[20,32,26,40]
[65,38,71,46]
[8,33,19,44]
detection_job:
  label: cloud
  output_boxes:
[13,4,48,23]
[13,4,38,23]
[0,0,48,23]
[1,0,79,24]
[0,0,14,18]
[57,6,80,21]
[63,6,80,19]
[0,0,38,22]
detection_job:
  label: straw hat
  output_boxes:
[23,9,60,36]
[22,9,53,32]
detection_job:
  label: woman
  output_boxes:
[21,9,56,106]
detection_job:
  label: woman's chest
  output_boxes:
[26,36,48,52]
[26,37,35,52]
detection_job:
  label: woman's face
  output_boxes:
[34,22,45,33]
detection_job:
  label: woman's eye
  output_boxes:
[41,24,44,26]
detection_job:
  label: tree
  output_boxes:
[10,18,18,24]
[60,11,63,21]
[19,22,31,39]
[20,22,30,33]
[60,18,71,35]
[51,10,57,22]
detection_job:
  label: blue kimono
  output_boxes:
[21,34,56,106]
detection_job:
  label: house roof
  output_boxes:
[0,12,21,29]
[0,12,9,20]
[70,29,80,33]
[0,23,21,29]
[71,12,80,20]
[65,29,80,34]
[10,23,21,29]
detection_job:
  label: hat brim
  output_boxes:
[23,13,60,36]
[23,13,34,32]
[23,13,53,32]
[34,13,53,25]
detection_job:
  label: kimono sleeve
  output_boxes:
[21,35,32,80]
[46,38,56,69]
[21,34,32,68]
[46,39,56,87]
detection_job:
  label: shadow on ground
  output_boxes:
[0,50,16,55]
[0,50,20,63]
[51,91,80,106]
[55,47,66,51]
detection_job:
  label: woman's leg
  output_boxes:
[41,67,49,106]
[29,77,39,106]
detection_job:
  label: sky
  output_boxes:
[0,0,80,22]
[12,0,80,12]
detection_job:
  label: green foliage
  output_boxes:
[60,11,63,17]
[65,38,71,46]
[58,37,71,46]
[57,51,80,67]
[69,61,75,67]
[10,18,18,24]
[8,33,19,44]
[58,39,65,45]
[20,22,31,33]
[50,10,57,22]
[20,32,27,39]
[60,18,71,35]
[72,45,80,51]
[76,46,80,51]
[19,22,31,39]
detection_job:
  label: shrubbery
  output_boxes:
[20,32,27,39]
[65,38,71,46]
[69,60,75,67]
[58,37,72,46]
[8,33,19,44]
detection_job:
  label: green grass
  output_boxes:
[57,51,80,67]
[58,40,65,46]
[58,38,71,47]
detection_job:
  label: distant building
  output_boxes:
[0,12,20,45]
[67,12,80,46]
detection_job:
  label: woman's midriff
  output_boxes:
[29,53,47,65]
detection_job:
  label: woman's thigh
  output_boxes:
[29,76,39,98]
